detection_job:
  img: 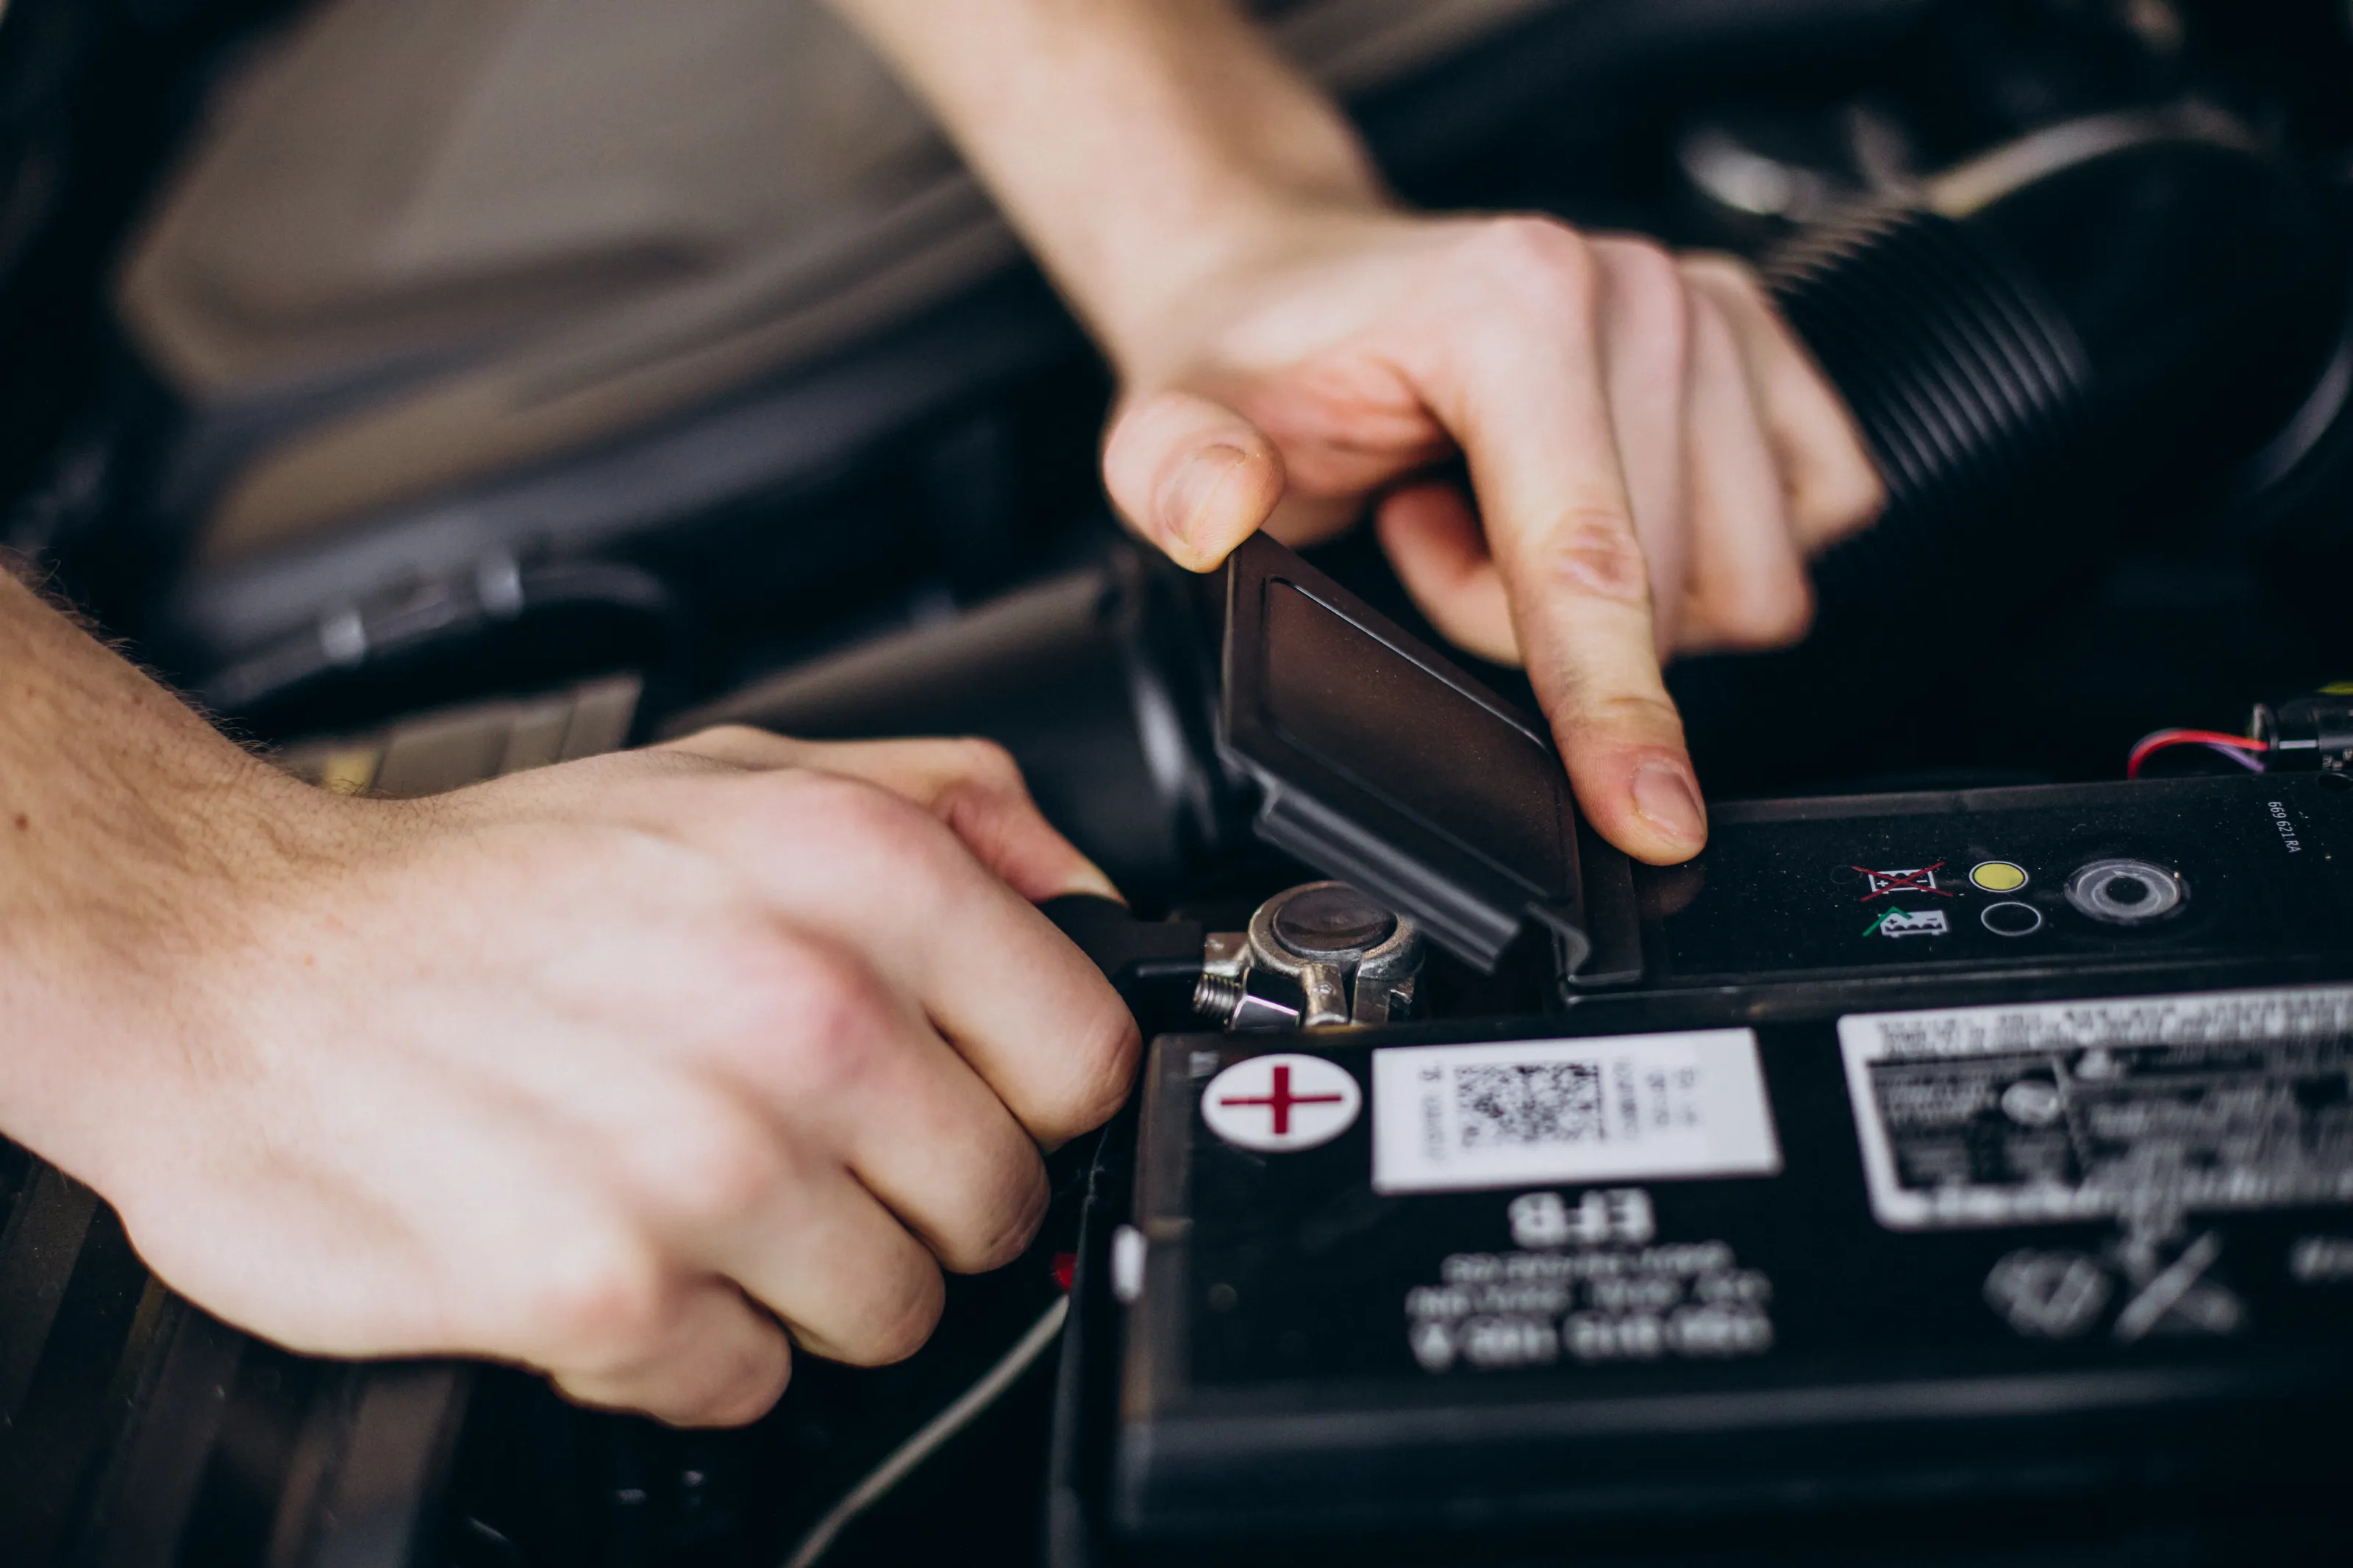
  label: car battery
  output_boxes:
[1046,539,2353,1565]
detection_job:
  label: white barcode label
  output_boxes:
[1369,1031,1782,1195]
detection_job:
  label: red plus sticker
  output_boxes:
[1201,1054,1362,1153]
[1853,862,1951,901]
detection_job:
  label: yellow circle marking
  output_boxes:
[1971,861,2029,893]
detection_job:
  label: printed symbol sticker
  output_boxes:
[1853,862,1951,901]
[1865,906,1949,938]
[1201,1053,1361,1153]
[1983,1232,2246,1342]
[1970,860,2029,892]
[1985,1249,2112,1338]
[2113,1230,2243,1342]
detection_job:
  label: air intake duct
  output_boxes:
[1663,112,2346,789]
[1767,110,2346,614]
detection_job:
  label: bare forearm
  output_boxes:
[826,0,1387,373]
[0,570,299,1175]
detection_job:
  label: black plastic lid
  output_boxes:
[1218,534,1595,974]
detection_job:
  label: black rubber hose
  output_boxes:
[1768,118,2346,621]
[1660,117,2347,790]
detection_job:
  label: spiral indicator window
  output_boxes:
[2064,859,2185,925]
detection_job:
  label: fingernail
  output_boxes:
[1159,445,1249,558]
[1630,762,1706,848]
[1065,859,1126,905]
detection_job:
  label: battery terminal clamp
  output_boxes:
[1193,881,1423,1031]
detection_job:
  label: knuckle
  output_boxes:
[1679,248,1743,288]
[660,723,784,778]
[1020,1006,1143,1147]
[693,723,774,753]
[1816,468,1887,537]
[1575,690,1686,735]
[1065,1012,1144,1134]
[682,918,822,1035]
[773,767,882,826]
[651,1110,783,1229]
[948,1153,1051,1275]
[1532,509,1651,604]
[1690,286,1742,361]
[1597,234,1681,297]
[931,738,1041,845]
[704,1335,793,1427]
[946,736,1024,792]
[532,1230,678,1370]
[1598,237,1693,351]
[1724,581,1815,650]
[796,772,959,884]
[852,1264,947,1367]
[1469,215,1596,309]
[774,949,894,1100]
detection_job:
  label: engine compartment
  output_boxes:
[1,3,2352,1566]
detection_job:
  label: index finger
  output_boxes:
[1397,221,1706,864]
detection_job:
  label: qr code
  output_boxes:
[1453,1062,1604,1149]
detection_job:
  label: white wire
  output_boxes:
[780,1293,1071,1568]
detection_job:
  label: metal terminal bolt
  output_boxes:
[1192,971,1246,1025]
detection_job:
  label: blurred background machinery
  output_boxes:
[0,0,2340,807]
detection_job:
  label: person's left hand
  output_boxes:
[1099,211,1883,865]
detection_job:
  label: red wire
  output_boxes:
[2127,728,2268,779]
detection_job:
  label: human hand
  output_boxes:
[819,0,1878,863]
[22,724,1134,1428]
[1100,215,1882,864]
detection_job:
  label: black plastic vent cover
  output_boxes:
[1218,534,1593,973]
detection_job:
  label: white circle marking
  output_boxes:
[1200,1053,1362,1153]
[1981,900,2045,937]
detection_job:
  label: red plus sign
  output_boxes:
[1217,1064,1346,1135]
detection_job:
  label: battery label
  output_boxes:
[1840,984,2353,1230]
[1369,1031,1782,1195]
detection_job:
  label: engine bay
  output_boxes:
[1,2,2352,1565]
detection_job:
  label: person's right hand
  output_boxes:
[826,0,1882,867]
[26,725,1135,1428]
[1100,223,1883,867]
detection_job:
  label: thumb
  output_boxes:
[1102,390,1285,571]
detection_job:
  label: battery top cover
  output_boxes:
[1115,978,2353,1539]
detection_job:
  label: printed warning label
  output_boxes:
[1840,985,2353,1230]
[1371,1031,1782,1195]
